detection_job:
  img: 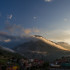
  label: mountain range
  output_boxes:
[0,34,70,62]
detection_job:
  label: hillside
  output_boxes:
[0,34,70,62]
[0,46,24,64]
[14,36,70,62]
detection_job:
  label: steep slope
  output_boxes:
[14,36,70,61]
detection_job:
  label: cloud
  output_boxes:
[0,31,8,35]
[0,32,19,40]
[24,29,32,34]
[33,29,40,32]
[33,16,37,20]
[5,24,21,35]
[64,18,68,22]
[5,25,14,33]
[44,0,52,2]
[4,39,11,42]
[23,28,40,35]
[46,30,70,43]
[7,14,13,19]
[0,31,12,41]
[5,23,40,35]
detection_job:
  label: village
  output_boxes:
[0,56,46,70]
[1,55,70,70]
[49,56,70,70]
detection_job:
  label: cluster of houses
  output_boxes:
[1,55,70,70]
[0,57,45,70]
[50,56,70,68]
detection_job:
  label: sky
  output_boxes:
[0,0,70,43]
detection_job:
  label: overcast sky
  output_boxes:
[0,0,70,43]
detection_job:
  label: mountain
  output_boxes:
[57,42,70,50]
[0,34,70,62]
[14,35,70,62]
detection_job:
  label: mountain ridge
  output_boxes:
[14,36,70,61]
[0,34,70,61]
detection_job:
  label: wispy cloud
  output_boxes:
[24,29,31,34]
[0,31,8,35]
[23,28,40,35]
[5,24,21,35]
[64,18,68,22]
[5,23,40,36]
[44,0,52,2]
[7,14,13,19]
[33,29,40,33]
[33,16,37,20]
[4,39,11,42]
